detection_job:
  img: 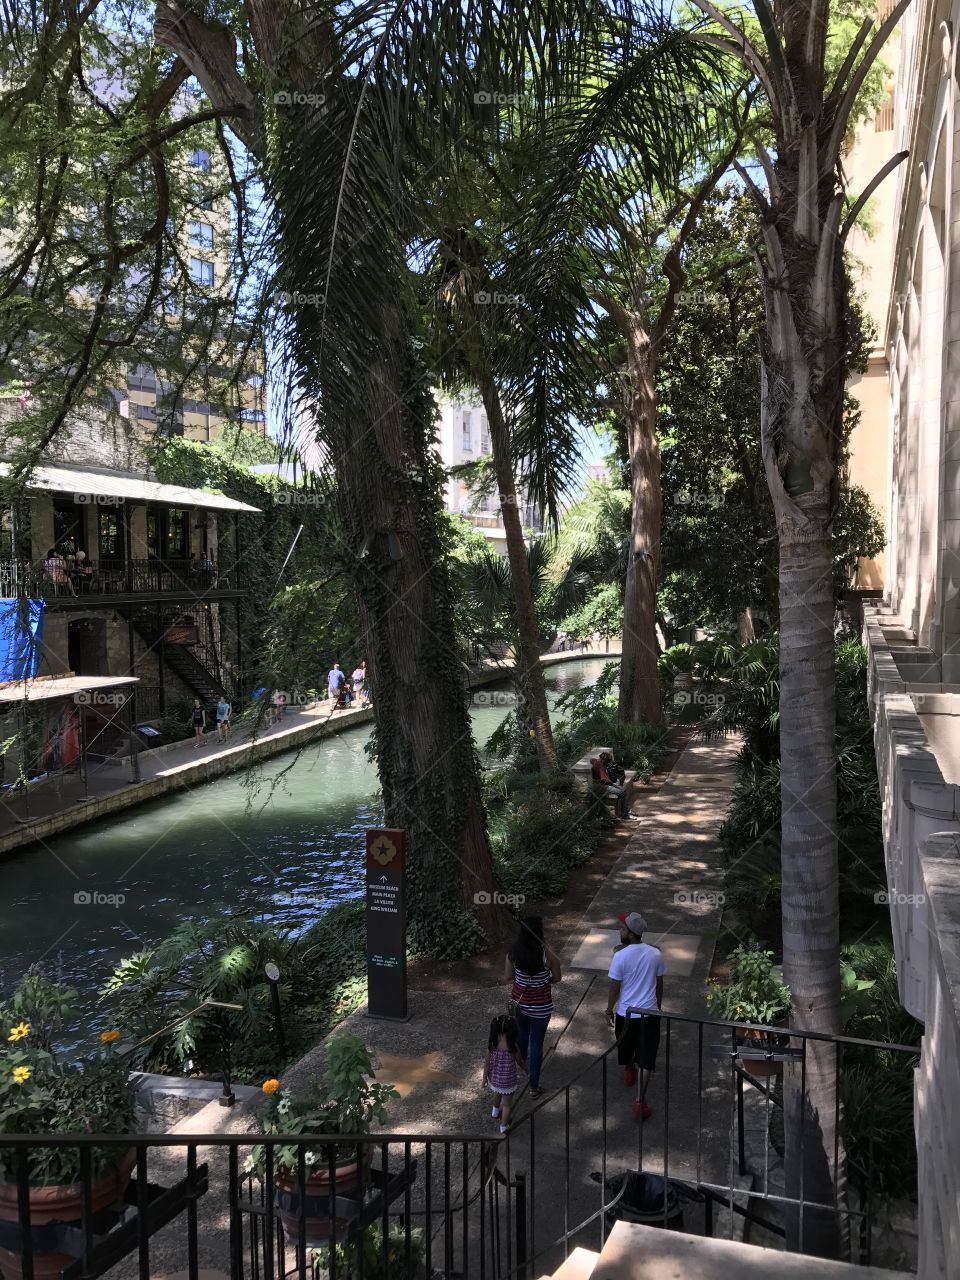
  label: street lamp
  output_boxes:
[264,961,287,1056]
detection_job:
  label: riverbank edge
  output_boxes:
[0,650,622,858]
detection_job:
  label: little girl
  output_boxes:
[483,1014,523,1133]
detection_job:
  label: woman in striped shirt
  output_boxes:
[503,915,562,1098]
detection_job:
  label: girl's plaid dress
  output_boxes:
[487,1048,518,1095]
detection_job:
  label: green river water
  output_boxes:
[0,657,610,1016]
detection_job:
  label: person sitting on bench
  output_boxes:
[592,750,631,820]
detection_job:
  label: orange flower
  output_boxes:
[261,1078,280,1095]
[99,1030,120,1043]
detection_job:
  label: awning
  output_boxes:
[0,464,261,514]
[0,674,139,705]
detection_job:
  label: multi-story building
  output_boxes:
[0,400,259,728]
[116,142,268,443]
[435,393,541,556]
[855,1,960,1270]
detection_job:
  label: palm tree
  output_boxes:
[685,0,908,1255]
[154,0,714,952]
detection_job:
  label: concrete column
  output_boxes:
[128,504,148,561]
[939,90,960,680]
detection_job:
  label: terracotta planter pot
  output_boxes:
[274,1152,367,1246]
[736,1027,790,1078]
[0,1149,135,1280]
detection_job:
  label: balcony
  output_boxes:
[0,558,247,607]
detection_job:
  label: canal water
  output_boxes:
[0,657,611,1018]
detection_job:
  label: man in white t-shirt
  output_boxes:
[605,910,665,1122]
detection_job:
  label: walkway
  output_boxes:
[0,649,619,857]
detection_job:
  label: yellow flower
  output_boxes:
[261,1078,280,1095]
[11,1066,31,1085]
[7,1023,29,1043]
[735,1006,743,1015]
[99,1030,120,1043]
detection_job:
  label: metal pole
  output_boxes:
[127,690,141,784]
[514,1172,527,1280]
[79,703,89,800]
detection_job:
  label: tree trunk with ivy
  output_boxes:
[479,376,560,771]
[337,311,504,954]
[154,0,507,956]
[617,321,664,727]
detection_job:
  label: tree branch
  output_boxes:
[839,150,909,245]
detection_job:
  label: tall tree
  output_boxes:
[688,0,907,1255]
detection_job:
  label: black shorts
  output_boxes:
[615,1014,661,1071]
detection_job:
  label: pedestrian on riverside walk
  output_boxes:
[352,661,367,705]
[191,699,206,747]
[504,915,562,1099]
[606,911,664,1123]
[327,662,346,708]
[215,696,232,742]
[483,1014,523,1134]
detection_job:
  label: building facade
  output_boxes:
[859,1,960,1271]
[0,402,259,726]
[435,393,541,556]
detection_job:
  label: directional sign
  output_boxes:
[365,828,408,1020]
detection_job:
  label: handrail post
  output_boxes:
[515,1171,527,1280]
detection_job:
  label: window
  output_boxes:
[127,364,156,392]
[99,510,124,561]
[0,508,14,558]
[167,509,188,560]
[133,402,157,421]
[190,257,214,286]
[146,509,161,559]
[461,411,472,453]
[189,221,214,249]
[189,148,210,171]
[53,499,82,553]
[240,407,265,422]
[246,372,264,388]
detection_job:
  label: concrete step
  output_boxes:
[538,1246,600,1280]
[589,1221,914,1279]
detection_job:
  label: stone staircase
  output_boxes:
[536,1222,914,1279]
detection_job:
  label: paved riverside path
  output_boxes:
[281,732,744,1275]
[0,648,617,857]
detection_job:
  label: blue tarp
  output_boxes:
[0,598,44,681]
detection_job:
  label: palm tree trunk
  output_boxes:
[478,377,560,772]
[759,231,846,1255]
[335,308,507,954]
[619,326,664,726]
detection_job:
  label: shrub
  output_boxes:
[101,906,370,1083]
[491,777,608,900]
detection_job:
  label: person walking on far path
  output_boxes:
[215,695,232,742]
[483,1014,523,1134]
[191,699,206,747]
[352,661,366,705]
[504,915,561,1099]
[606,911,664,1122]
[327,662,345,709]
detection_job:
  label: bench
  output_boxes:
[572,745,639,815]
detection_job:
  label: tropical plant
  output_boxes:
[100,918,321,1080]
[0,971,136,1184]
[705,945,791,1025]
[250,1033,396,1176]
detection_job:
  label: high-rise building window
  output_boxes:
[189,148,211,171]
[189,221,214,249]
[240,407,265,422]
[190,257,214,286]
[461,411,472,452]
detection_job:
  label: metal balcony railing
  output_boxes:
[0,558,246,600]
[0,1011,921,1280]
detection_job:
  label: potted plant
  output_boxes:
[250,1032,396,1245]
[0,971,137,1280]
[706,946,792,1077]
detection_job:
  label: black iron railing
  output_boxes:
[0,558,245,600]
[0,1011,920,1280]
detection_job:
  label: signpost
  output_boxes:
[365,828,408,1020]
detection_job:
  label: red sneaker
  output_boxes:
[632,1098,653,1122]
[622,1066,637,1087]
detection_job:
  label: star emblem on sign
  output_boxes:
[371,835,397,865]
